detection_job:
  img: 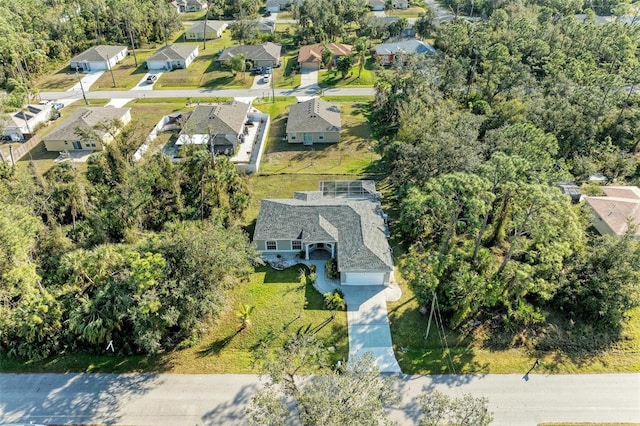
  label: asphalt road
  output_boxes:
[1,373,639,425]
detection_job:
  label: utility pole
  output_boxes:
[75,66,89,105]
[106,55,116,88]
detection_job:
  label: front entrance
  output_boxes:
[303,133,313,145]
[72,141,82,149]
[307,242,334,259]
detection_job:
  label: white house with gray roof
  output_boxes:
[218,42,281,68]
[3,104,52,141]
[254,181,394,286]
[70,45,128,71]
[146,44,199,70]
[286,98,341,145]
[176,101,252,155]
[184,20,228,40]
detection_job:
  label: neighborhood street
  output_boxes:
[1,372,639,425]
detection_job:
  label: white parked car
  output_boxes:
[262,74,271,83]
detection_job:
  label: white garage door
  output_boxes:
[344,272,385,286]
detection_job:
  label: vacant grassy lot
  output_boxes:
[35,67,79,91]
[91,50,155,91]
[155,41,253,90]
[0,265,347,373]
[258,97,379,176]
[388,263,640,374]
[318,57,376,87]
[387,6,426,17]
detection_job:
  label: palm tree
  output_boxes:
[229,53,247,79]
[235,303,255,330]
[354,37,368,78]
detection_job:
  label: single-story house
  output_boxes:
[583,186,640,238]
[393,0,409,8]
[254,180,394,286]
[146,44,199,70]
[254,20,276,34]
[2,104,52,141]
[369,0,386,10]
[374,38,436,65]
[70,45,128,72]
[298,43,353,70]
[184,20,228,40]
[176,0,207,12]
[176,101,252,155]
[218,42,281,68]
[42,107,131,152]
[286,98,341,145]
[266,0,289,12]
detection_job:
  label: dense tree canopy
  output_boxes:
[372,1,640,340]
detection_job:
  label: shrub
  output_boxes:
[307,272,317,285]
[325,258,339,279]
[310,264,317,273]
[323,290,346,311]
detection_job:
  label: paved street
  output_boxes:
[1,373,638,425]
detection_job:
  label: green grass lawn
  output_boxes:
[276,11,294,20]
[35,67,79,91]
[91,50,156,91]
[386,6,426,17]
[318,57,376,88]
[257,98,380,176]
[388,261,640,374]
[274,54,302,88]
[0,265,348,373]
[155,41,252,90]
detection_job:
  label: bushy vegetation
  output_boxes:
[0,136,258,360]
[372,1,640,347]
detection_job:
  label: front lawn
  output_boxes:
[0,265,349,373]
[35,67,79,91]
[91,50,155,91]
[388,262,640,374]
[155,41,252,89]
[274,54,301,88]
[386,6,426,17]
[318,57,376,88]
[258,98,380,176]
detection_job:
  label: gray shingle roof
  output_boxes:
[218,42,281,62]
[70,45,127,63]
[254,196,393,272]
[186,20,228,34]
[42,107,130,141]
[147,44,198,62]
[375,38,436,56]
[286,98,341,133]
[181,101,251,136]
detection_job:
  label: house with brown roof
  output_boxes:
[583,186,640,238]
[298,43,353,70]
[146,44,199,70]
[42,107,131,152]
[176,101,253,155]
[286,98,341,145]
[70,45,128,72]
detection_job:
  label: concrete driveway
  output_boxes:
[300,68,319,89]
[343,285,401,373]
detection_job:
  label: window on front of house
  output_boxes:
[266,241,277,250]
[292,240,301,250]
[319,133,324,140]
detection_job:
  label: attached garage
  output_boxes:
[343,272,386,286]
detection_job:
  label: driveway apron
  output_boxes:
[342,285,402,373]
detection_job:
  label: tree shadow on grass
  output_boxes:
[197,329,244,357]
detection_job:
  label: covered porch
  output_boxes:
[303,242,335,260]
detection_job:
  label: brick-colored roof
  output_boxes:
[298,43,353,64]
[583,186,640,237]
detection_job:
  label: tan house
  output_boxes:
[583,186,640,238]
[42,107,131,152]
[176,0,207,12]
[184,20,228,40]
[298,43,353,70]
[286,98,341,145]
